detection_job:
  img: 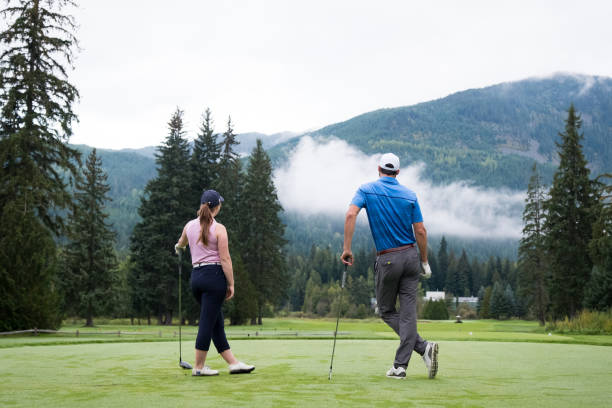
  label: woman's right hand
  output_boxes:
[225,284,234,300]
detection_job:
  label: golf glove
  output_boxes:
[420,262,432,279]
[174,244,185,255]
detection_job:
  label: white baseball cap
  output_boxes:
[379,153,400,172]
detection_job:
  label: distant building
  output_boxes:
[424,291,445,301]
[457,296,479,306]
[423,292,478,307]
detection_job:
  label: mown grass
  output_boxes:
[1,339,611,407]
[1,319,611,407]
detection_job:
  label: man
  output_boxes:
[341,153,439,380]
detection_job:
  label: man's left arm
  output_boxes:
[413,222,431,278]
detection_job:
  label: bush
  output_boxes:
[546,309,612,334]
[456,303,478,320]
[422,300,449,320]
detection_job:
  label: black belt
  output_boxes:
[377,243,415,256]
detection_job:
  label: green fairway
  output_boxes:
[1,319,611,407]
[1,339,611,407]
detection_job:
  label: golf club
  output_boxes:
[178,250,192,370]
[328,263,348,380]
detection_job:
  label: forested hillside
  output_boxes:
[271,74,612,189]
[71,145,156,251]
[74,74,612,250]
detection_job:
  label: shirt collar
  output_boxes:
[379,176,399,184]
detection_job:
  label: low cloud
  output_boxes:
[274,136,525,239]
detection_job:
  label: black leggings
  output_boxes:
[191,265,230,352]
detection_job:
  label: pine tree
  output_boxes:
[214,116,258,324]
[445,249,464,296]
[476,286,485,316]
[518,163,549,324]
[242,139,287,324]
[423,248,438,291]
[489,282,506,319]
[216,116,242,241]
[583,174,612,310]
[495,257,503,284]
[129,109,193,324]
[191,108,220,202]
[503,284,516,318]
[60,149,117,326]
[483,256,495,287]
[0,0,79,330]
[544,105,599,318]
[456,250,472,296]
[0,204,61,330]
[224,254,257,325]
[480,286,492,318]
[434,236,448,291]
[0,0,80,233]
[470,257,482,295]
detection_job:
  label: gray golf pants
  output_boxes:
[375,246,427,368]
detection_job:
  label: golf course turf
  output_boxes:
[1,319,610,407]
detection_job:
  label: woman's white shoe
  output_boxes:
[192,366,219,376]
[228,361,255,374]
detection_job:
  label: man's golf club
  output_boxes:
[178,250,192,370]
[328,263,348,380]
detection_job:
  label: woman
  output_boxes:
[175,189,255,376]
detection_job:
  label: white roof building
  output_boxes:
[424,291,445,301]
[457,296,479,304]
[423,292,479,305]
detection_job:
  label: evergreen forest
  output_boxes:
[1,1,611,332]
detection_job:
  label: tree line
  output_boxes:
[0,0,287,330]
[1,0,81,331]
[2,1,609,332]
[284,238,522,320]
[517,105,611,324]
[127,108,286,326]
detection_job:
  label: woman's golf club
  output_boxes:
[178,250,192,370]
[328,263,348,380]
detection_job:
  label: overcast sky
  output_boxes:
[68,0,612,149]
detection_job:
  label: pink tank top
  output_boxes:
[185,218,221,265]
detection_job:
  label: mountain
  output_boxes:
[69,131,297,250]
[116,145,157,159]
[233,131,298,156]
[70,145,156,251]
[111,131,299,159]
[72,74,612,251]
[270,73,612,189]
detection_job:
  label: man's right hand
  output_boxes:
[341,250,353,266]
[420,262,432,279]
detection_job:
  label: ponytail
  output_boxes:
[197,203,214,246]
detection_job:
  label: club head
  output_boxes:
[179,360,193,370]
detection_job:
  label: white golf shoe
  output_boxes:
[422,342,439,379]
[192,365,219,376]
[385,366,406,379]
[229,361,255,374]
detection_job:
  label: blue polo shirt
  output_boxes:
[350,176,423,252]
